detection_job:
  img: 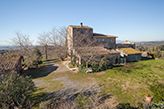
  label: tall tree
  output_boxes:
[48,26,67,60]
[38,32,50,59]
[9,32,39,68]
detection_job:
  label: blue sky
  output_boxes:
[0,0,164,45]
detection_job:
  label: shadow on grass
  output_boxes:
[31,88,48,107]
[141,57,154,60]
[24,59,59,79]
[33,87,113,108]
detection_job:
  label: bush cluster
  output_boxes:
[0,71,36,108]
[68,61,77,68]
[79,57,112,73]
[78,64,86,73]
[24,47,43,68]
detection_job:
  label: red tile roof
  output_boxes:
[68,25,93,29]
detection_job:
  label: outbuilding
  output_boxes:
[117,48,141,62]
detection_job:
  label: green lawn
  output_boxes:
[91,59,164,106]
[27,59,164,107]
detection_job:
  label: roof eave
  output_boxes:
[93,36,118,38]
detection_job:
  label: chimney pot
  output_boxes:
[80,22,83,27]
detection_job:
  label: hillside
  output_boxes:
[135,41,164,47]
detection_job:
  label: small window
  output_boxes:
[109,38,112,42]
[97,38,99,43]
[102,39,104,42]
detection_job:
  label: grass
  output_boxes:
[29,62,89,93]
[41,58,52,65]
[54,58,60,62]
[27,59,164,107]
[32,72,63,93]
[90,59,164,106]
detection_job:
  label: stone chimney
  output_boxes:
[80,22,83,27]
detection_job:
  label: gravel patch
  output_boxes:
[52,76,98,91]
[33,79,44,87]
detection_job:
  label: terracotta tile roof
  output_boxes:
[93,33,118,38]
[119,48,141,55]
[0,56,22,72]
[75,47,119,56]
[68,25,93,29]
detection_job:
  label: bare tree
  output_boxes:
[48,26,67,60]
[11,32,33,56]
[9,32,43,68]
[37,32,50,59]
[48,27,66,46]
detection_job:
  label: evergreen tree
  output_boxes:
[0,71,36,108]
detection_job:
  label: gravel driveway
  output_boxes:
[33,59,99,91]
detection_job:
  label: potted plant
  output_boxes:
[145,92,153,102]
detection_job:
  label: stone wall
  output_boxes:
[73,28,93,47]
[93,38,116,49]
[67,26,73,55]
[127,54,141,62]
[67,27,93,55]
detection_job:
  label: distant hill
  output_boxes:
[0,45,36,50]
[135,41,164,47]
[116,40,124,43]
[0,46,16,50]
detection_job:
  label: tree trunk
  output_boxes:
[86,62,88,68]
[45,44,48,59]
[70,51,73,65]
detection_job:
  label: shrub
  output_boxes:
[68,62,74,68]
[78,64,86,73]
[24,47,43,68]
[68,61,77,68]
[0,71,36,108]
[154,102,164,108]
[91,62,100,72]
[153,52,158,58]
[137,102,143,108]
[74,93,90,108]
[116,103,137,109]
[90,57,112,73]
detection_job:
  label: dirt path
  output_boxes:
[32,59,117,108]
[33,59,99,91]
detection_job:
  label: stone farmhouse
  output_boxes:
[67,23,120,65]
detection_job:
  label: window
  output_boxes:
[102,39,104,42]
[82,39,86,42]
[97,38,99,43]
[109,38,112,42]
